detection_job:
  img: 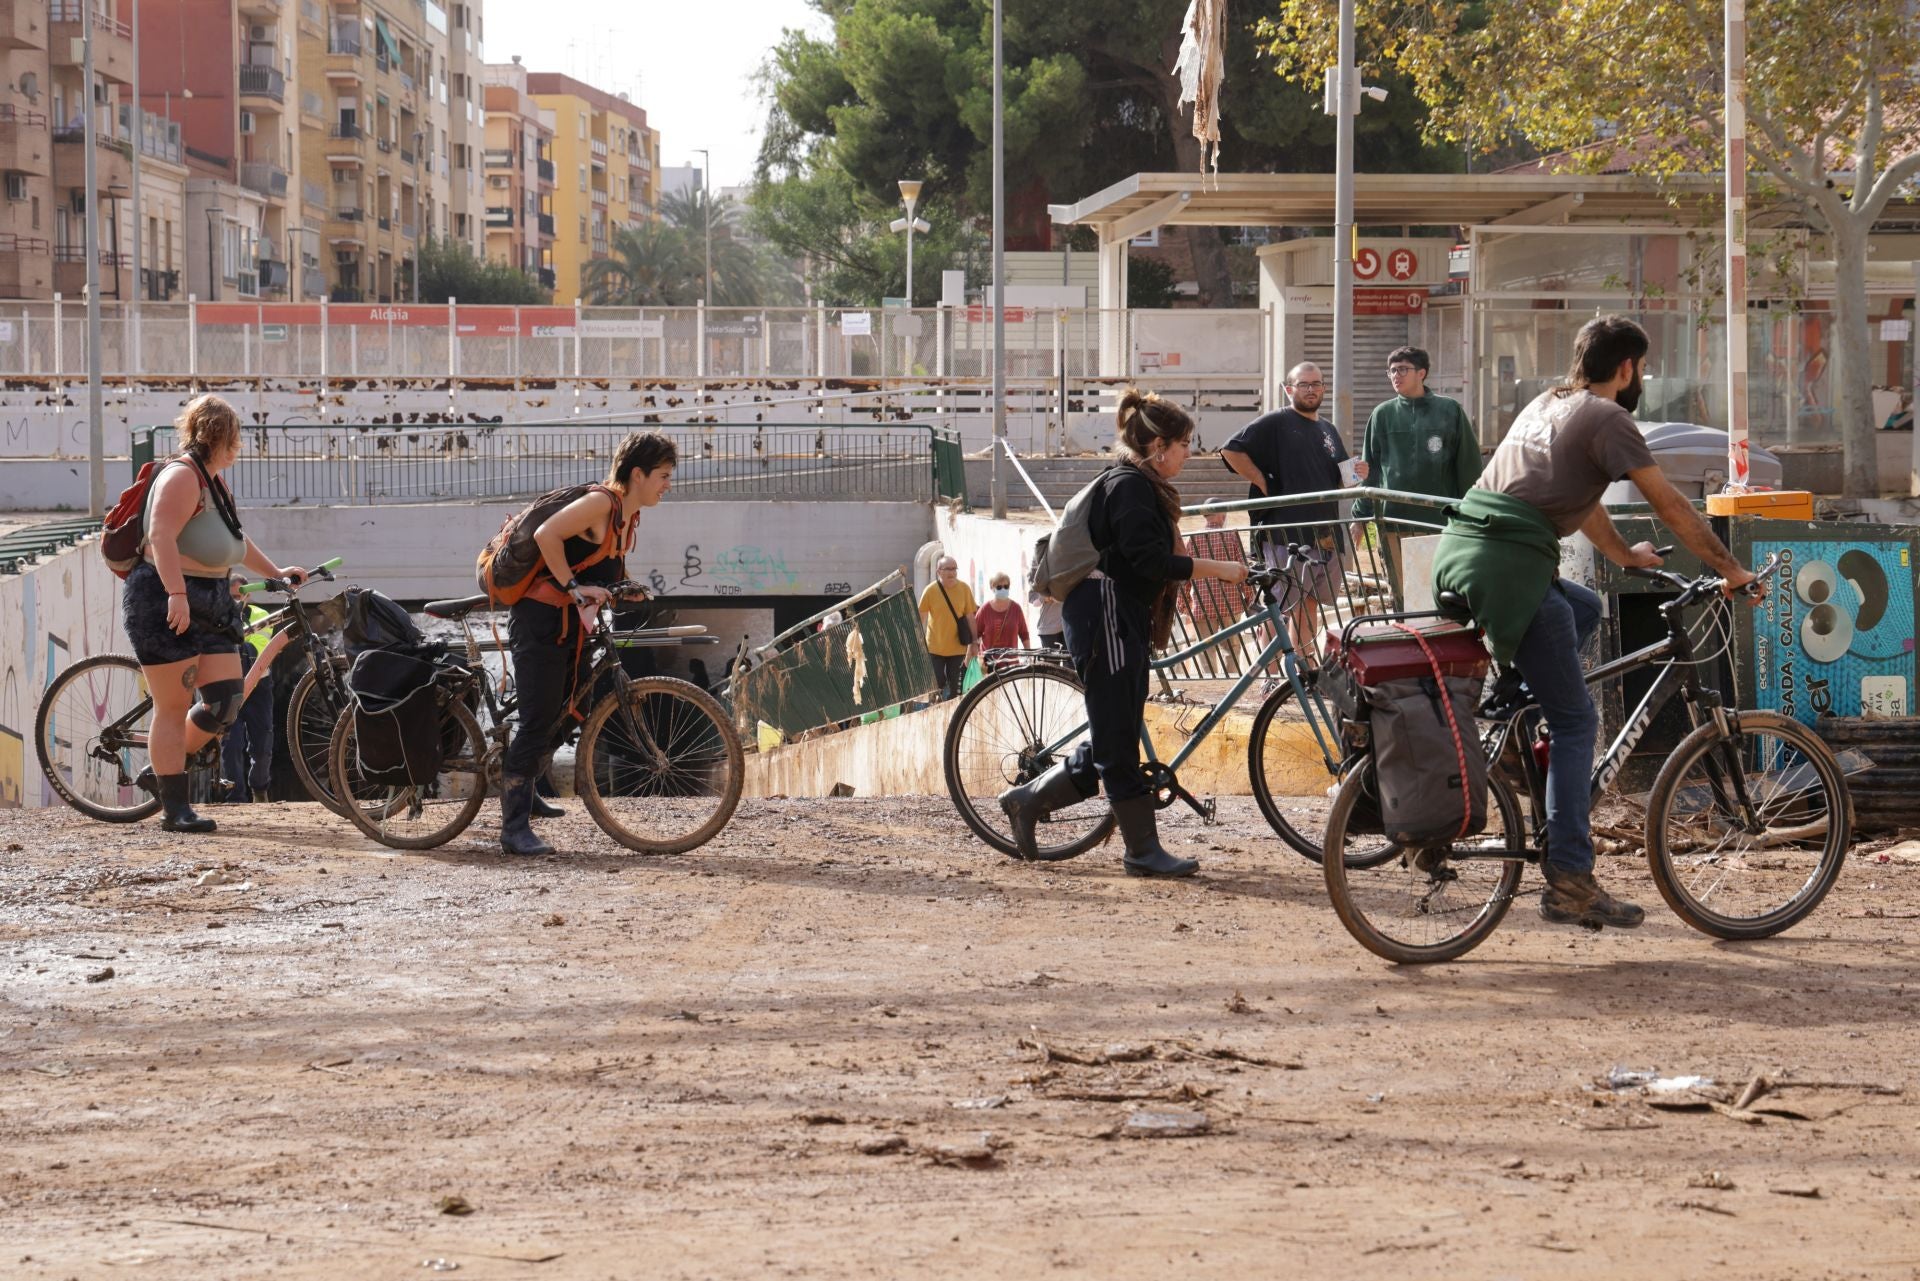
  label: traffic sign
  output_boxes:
[260,323,289,342]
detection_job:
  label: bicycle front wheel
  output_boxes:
[1248,679,1394,867]
[576,677,744,854]
[288,657,356,816]
[34,653,161,822]
[943,662,1115,860]
[1646,711,1852,940]
[1323,762,1527,965]
[329,694,489,849]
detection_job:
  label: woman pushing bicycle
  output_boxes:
[493,430,676,857]
[996,390,1248,878]
[122,394,308,833]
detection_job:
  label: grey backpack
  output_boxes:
[1027,471,1111,601]
[1365,672,1488,846]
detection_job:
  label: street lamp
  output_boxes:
[889,179,929,308]
[690,147,712,306]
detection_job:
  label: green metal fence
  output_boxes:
[733,574,938,738]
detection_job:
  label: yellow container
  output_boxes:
[1705,490,1815,521]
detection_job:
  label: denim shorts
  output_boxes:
[122,561,244,667]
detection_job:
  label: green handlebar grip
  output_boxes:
[319,556,344,571]
[239,580,268,595]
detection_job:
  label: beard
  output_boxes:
[1615,370,1644,414]
[1291,391,1323,413]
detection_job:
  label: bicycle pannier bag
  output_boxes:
[347,648,445,788]
[477,483,627,606]
[342,586,426,654]
[1027,472,1110,602]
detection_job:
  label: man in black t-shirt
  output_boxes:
[1220,362,1367,658]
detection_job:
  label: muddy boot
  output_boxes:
[499,775,555,858]
[134,764,157,798]
[996,763,1088,861]
[156,773,216,834]
[1539,863,1645,929]
[1114,795,1198,879]
[251,789,272,804]
[529,788,566,819]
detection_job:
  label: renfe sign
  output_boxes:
[195,304,579,338]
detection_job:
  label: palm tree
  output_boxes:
[656,188,802,307]
[581,220,700,306]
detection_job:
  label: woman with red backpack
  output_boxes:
[122,395,308,833]
[497,430,676,857]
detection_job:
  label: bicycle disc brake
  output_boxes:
[1141,762,1216,823]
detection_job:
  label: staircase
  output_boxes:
[966,455,1250,511]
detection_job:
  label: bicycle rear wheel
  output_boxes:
[1645,711,1851,940]
[576,677,744,854]
[329,695,489,849]
[943,662,1115,860]
[1323,762,1527,964]
[288,657,356,816]
[1248,679,1394,867]
[34,653,161,822]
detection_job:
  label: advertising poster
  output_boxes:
[1748,529,1916,727]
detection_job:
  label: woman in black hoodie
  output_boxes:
[998,390,1248,877]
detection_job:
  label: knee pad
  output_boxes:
[189,678,247,733]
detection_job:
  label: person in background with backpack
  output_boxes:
[122,394,308,833]
[997,390,1248,878]
[497,430,675,857]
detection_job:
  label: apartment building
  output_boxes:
[525,71,657,305]
[139,0,305,300]
[443,0,480,247]
[480,56,551,290]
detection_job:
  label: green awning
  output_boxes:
[373,16,401,64]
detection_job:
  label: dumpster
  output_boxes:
[1601,422,1782,505]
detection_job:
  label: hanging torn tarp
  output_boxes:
[732,572,937,739]
[1173,0,1227,179]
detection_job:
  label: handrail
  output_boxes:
[993,436,1056,524]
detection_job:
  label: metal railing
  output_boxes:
[138,422,954,506]
[239,65,286,101]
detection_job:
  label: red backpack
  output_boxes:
[101,454,225,579]
[476,483,630,606]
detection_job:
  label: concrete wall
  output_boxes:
[931,507,1051,607]
[0,539,124,808]
[243,500,933,602]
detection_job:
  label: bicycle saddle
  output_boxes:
[423,594,490,621]
[1436,591,1473,621]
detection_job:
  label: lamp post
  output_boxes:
[989,0,1006,518]
[204,207,224,301]
[82,0,104,516]
[691,147,712,306]
[890,179,928,308]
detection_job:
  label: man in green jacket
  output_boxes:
[1357,347,1482,526]
[1432,317,1756,931]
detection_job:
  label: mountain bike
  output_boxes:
[328,585,744,854]
[1320,553,1857,964]
[944,559,1385,865]
[34,557,352,822]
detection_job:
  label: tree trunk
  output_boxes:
[1829,218,1879,498]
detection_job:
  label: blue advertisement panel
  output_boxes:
[1748,532,1915,726]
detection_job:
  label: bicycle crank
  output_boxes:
[1141,762,1216,823]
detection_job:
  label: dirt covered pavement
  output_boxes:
[4,796,1920,1279]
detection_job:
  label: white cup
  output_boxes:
[1338,457,1361,487]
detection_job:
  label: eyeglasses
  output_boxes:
[1387,364,1419,376]
[1287,381,1325,390]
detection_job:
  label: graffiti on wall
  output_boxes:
[0,542,124,808]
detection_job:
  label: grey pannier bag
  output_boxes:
[1365,671,1488,846]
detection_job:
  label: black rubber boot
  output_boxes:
[1539,864,1645,929]
[500,774,555,857]
[1114,795,1198,879]
[529,791,566,819]
[134,765,157,797]
[997,763,1089,861]
[157,773,217,834]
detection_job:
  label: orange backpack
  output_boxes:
[476,483,629,606]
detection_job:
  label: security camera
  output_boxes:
[1362,85,1389,103]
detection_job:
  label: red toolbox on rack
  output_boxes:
[1325,621,1491,687]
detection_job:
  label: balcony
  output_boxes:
[591,188,607,207]
[333,206,365,222]
[376,213,390,230]
[303,266,327,297]
[141,266,180,301]
[302,178,327,208]
[52,128,132,196]
[483,147,511,168]
[51,2,133,82]
[375,136,393,154]
[326,122,365,160]
[258,258,289,292]
[399,146,414,165]
[0,0,49,50]
[0,233,53,298]
[54,245,132,299]
[238,0,281,20]
[401,221,415,240]
[239,65,286,105]
[590,138,607,159]
[535,157,554,183]
[241,160,289,197]
[330,285,364,302]
[299,0,323,35]
[0,105,50,177]
[485,205,512,227]
[398,69,414,93]
[536,212,554,237]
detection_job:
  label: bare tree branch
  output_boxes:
[1852,73,1884,212]
[1858,148,1920,223]
[1746,105,1827,198]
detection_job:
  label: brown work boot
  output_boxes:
[1539,864,1645,930]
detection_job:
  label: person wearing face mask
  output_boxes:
[973,572,1030,664]
[996,389,1249,878]
[1433,315,1756,931]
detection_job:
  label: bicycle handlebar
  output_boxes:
[1626,548,1782,607]
[241,556,343,596]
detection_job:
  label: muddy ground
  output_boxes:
[4,796,1920,1279]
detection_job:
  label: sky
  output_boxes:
[483,0,831,189]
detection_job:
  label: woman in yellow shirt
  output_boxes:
[917,555,977,700]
